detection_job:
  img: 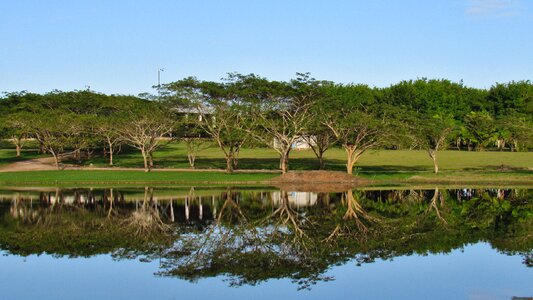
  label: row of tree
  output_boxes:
[1,74,532,173]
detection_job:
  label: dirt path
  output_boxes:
[0,156,80,172]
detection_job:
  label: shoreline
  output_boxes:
[0,169,531,188]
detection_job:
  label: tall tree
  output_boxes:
[413,114,454,174]
[304,88,337,170]
[3,112,31,157]
[322,84,390,175]
[163,77,251,173]
[95,116,124,166]
[118,103,174,172]
[464,111,496,151]
[30,112,78,169]
[243,73,322,173]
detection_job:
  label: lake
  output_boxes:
[0,186,531,300]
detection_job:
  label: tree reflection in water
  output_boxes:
[121,187,170,237]
[0,187,531,289]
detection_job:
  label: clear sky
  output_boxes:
[1,0,532,95]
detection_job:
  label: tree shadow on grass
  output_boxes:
[358,165,431,173]
[462,165,533,174]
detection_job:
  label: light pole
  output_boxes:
[158,68,164,95]
[157,68,165,87]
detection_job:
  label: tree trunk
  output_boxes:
[225,155,234,173]
[51,152,60,170]
[87,149,94,160]
[233,146,240,169]
[280,155,288,174]
[15,144,21,157]
[74,149,81,163]
[141,149,149,172]
[148,153,154,169]
[345,146,356,175]
[233,156,239,169]
[188,153,196,168]
[346,157,355,175]
[280,149,291,174]
[428,149,439,174]
[39,141,45,154]
[344,146,364,175]
[108,146,114,166]
[318,154,325,170]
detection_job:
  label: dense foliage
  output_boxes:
[1,76,532,173]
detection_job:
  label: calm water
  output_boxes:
[0,187,531,300]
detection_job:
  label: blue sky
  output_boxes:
[1,0,532,95]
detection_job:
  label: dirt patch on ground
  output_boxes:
[269,171,370,192]
[0,157,60,172]
[0,155,81,172]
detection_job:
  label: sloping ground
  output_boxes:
[269,171,369,192]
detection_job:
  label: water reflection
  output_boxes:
[0,187,531,289]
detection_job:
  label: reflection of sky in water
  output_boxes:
[1,243,531,300]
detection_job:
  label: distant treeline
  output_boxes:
[1,74,532,173]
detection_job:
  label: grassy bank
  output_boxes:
[0,170,278,186]
[1,142,533,186]
[3,142,533,171]
[0,169,531,187]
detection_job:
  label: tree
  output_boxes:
[322,84,390,175]
[304,91,337,170]
[244,73,321,173]
[497,113,533,151]
[183,137,209,168]
[69,115,99,163]
[464,111,496,151]
[30,112,78,169]
[303,126,336,170]
[413,114,454,174]
[118,103,174,172]
[95,116,124,166]
[163,77,251,173]
[486,81,533,118]
[3,112,31,157]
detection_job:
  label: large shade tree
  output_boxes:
[322,84,392,175]
[30,112,80,169]
[118,102,175,172]
[3,112,31,157]
[240,73,324,173]
[413,114,455,174]
[163,77,251,173]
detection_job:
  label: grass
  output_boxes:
[0,170,278,186]
[62,142,533,172]
[1,141,533,186]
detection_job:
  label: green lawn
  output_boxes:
[1,142,533,185]
[0,170,277,185]
[60,142,533,173]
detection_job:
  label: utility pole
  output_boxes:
[157,68,164,98]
